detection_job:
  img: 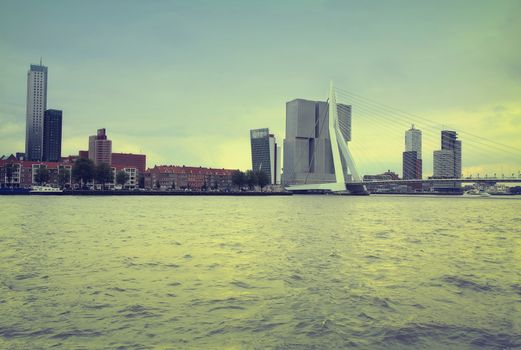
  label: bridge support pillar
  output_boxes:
[346,183,369,195]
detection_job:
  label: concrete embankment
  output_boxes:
[0,190,293,196]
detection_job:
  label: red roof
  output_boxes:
[0,159,70,169]
[147,165,237,176]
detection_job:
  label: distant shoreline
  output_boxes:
[0,190,293,196]
[1,190,519,197]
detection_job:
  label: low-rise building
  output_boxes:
[0,156,72,188]
[145,165,236,191]
[112,153,146,174]
[363,170,401,193]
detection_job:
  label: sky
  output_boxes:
[1,0,520,176]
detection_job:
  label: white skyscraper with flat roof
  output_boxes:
[405,125,422,160]
[25,62,48,161]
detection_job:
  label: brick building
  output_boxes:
[0,155,73,188]
[144,165,236,191]
[112,153,146,173]
[0,152,145,190]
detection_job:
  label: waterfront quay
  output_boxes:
[0,190,293,196]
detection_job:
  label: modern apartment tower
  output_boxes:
[42,109,62,162]
[282,83,361,193]
[432,130,462,192]
[250,128,281,185]
[88,128,112,165]
[433,150,455,178]
[433,130,462,178]
[25,62,48,161]
[402,125,422,179]
[283,100,352,186]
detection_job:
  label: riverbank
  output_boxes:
[0,189,293,196]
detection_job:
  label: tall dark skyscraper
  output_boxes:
[403,151,422,180]
[25,63,48,161]
[250,128,281,185]
[42,109,62,162]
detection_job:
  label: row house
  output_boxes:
[144,165,236,191]
[0,155,140,189]
[0,155,73,188]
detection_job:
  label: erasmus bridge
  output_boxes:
[284,82,521,194]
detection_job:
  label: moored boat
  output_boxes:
[30,186,63,193]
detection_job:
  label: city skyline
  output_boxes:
[1,1,520,175]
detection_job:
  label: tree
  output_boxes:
[72,158,95,188]
[58,169,71,189]
[95,163,113,190]
[34,167,50,185]
[171,181,176,190]
[231,170,246,190]
[156,180,161,190]
[245,170,257,190]
[116,170,129,188]
[256,170,270,191]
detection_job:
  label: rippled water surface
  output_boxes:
[1,195,520,349]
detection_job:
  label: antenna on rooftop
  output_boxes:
[40,57,42,66]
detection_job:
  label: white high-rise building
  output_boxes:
[25,62,48,161]
[405,125,422,160]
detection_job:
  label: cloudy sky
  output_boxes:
[1,0,520,176]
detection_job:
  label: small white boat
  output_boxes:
[464,189,491,197]
[30,186,63,193]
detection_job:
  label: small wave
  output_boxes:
[51,329,102,339]
[0,326,54,339]
[117,304,159,319]
[380,323,521,348]
[208,305,245,312]
[252,322,284,333]
[206,328,226,336]
[83,303,112,310]
[365,255,381,260]
[230,280,254,289]
[511,283,521,296]
[442,275,497,293]
[14,273,38,280]
[358,312,376,320]
[305,319,334,337]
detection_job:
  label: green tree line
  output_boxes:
[231,169,270,191]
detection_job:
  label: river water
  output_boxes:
[0,196,520,349]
